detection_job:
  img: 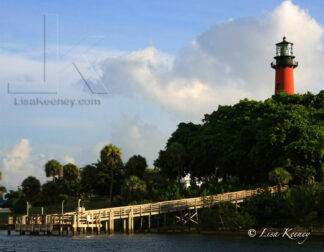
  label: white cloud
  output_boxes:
[98,1,324,121]
[109,114,166,167]
[63,155,75,164]
[1,139,47,189]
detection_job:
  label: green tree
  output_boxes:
[0,171,6,199]
[45,159,62,182]
[80,164,98,196]
[122,175,146,202]
[100,144,122,203]
[21,176,41,204]
[125,155,147,179]
[61,163,80,197]
[143,169,183,202]
[0,186,6,200]
[63,163,79,181]
[163,142,186,183]
[268,167,292,192]
[41,181,61,205]
[5,189,26,213]
[156,91,324,185]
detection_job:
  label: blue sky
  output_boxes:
[2,0,324,53]
[1,0,324,189]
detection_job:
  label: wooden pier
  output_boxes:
[6,186,286,236]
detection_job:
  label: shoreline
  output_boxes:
[1,225,323,237]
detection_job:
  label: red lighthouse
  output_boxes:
[271,37,298,94]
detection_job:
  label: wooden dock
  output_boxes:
[7,186,286,236]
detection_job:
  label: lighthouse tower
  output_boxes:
[271,37,298,94]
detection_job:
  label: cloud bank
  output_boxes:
[1,139,47,189]
[0,139,79,189]
[99,1,324,121]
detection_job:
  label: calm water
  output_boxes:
[0,231,323,251]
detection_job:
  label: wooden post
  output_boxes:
[123,219,127,233]
[90,214,93,234]
[148,215,151,232]
[109,211,111,233]
[140,206,143,231]
[109,211,114,234]
[235,193,238,208]
[140,217,143,231]
[67,226,71,236]
[77,213,79,231]
[128,208,133,233]
[97,213,101,235]
[59,226,63,236]
[132,208,134,233]
[105,221,108,234]
[73,215,77,236]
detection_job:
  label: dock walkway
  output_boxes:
[7,186,286,235]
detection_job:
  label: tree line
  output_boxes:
[1,90,323,229]
[3,145,187,213]
[155,91,324,186]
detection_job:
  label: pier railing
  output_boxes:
[8,185,287,234]
[75,185,286,224]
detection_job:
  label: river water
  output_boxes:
[0,231,323,251]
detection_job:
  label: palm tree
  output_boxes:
[100,144,122,203]
[63,163,79,181]
[123,175,146,202]
[268,167,292,192]
[45,159,62,182]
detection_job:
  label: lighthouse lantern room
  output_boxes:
[271,37,298,94]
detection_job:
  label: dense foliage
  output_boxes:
[199,183,324,230]
[0,171,6,200]
[155,91,324,185]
